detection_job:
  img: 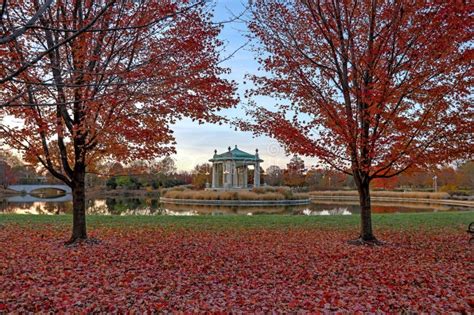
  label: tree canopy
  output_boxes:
[243,0,473,241]
[0,0,236,243]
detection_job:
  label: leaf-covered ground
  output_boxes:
[0,213,473,312]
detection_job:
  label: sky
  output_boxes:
[170,0,319,171]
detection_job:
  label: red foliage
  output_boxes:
[372,176,399,190]
[0,161,17,188]
[1,1,236,166]
[0,226,471,312]
[0,1,236,241]
[246,1,472,176]
[242,0,473,240]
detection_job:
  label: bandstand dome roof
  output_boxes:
[209,145,263,162]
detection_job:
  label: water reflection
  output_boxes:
[0,197,471,215]
[6,194,72,203]
[0,200,73,215]
[87,198,162,215]
[301,208,352,216]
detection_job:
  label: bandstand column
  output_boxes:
[224,161,231,188]
[222,163,226,188]
[243,165,248,188]
[232,162,238,188]
[211,163,216,188]
[254,163,260,188]
[254,149,260,187]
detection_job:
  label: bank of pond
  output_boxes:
[0,196,472,216]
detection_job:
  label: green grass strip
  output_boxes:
[1,211,472,232]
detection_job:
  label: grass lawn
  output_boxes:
[1,212,473,312]
[2,211,472,230]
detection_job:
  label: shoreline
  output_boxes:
[0,188,162,200]
[160,197,311,206]
[310,195,474,208]
[0,189,20,197]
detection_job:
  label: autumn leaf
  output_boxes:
[0,223,472,312]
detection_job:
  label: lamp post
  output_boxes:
[433,175,438,192]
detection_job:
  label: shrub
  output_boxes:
[219,192,238,200]
[236,191,256,200]
[275,187,290,194]
[162,189,309,201]
[447,190,470,197]
[151,180,159,189]
[440,184,457,193]
[252,187,267,194]
[282,190,293,200]
[106,177,117,190]
[293,193,308,200]
[260,192,285,200]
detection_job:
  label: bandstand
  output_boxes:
[209,146,263,189]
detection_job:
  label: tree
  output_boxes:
[152,157,177,176]
[456,161,474,190]
[305,168,323,188]
[0,0,54,46]
[107,162,125,177]
[371,176,398,190]
[283,155,306,187]
[306,168,351,190]
[435,166,456,188]
[0,160,16,188]
[286,155,305,174]
[0,150,41,185]
[265,165,283,186]
[192,163,212,189]
[0,1,236,243]
[116,176,142,190]
[0,0,114,100]
[397,169,432,189]
[175,171,192,186]
[244,0,472,243]
[106,176,117,190]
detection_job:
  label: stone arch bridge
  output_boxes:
[8,184,72,194]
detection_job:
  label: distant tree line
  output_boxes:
[264,155,356,190]
[99,157,192,190]
[264,155,474,193]
[0,151,58,187]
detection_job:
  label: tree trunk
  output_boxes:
[68,167,87,244]
[357,178,376,241]
[353,173,378,243]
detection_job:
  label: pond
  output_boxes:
[0,196,472,215]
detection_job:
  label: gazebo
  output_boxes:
[209,146,263,189]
